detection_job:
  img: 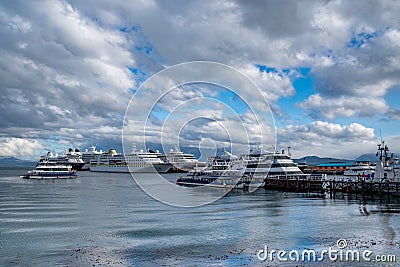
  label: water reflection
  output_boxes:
[0,170,399,266]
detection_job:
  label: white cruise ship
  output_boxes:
[39,148,85,170]
[160,146,206,172]
[90,146,172,173]
[246,147,305,178]
[81,146,103,170]
[176,147,310,189]
[269,151,305,177]
[240,147,273,187]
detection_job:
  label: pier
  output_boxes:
[263,176,400,199]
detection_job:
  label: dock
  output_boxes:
[263,176,400,199]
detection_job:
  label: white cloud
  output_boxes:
[278,121,376,158]
[0,138,44,158]
[237,64,295,102]
[0,11,31,33]
[299,94,389,119]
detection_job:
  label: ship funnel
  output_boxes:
[108,149,117,155]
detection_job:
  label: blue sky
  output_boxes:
[0,0,399,159]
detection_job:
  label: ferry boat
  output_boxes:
[39,148,85,170]
[20,162,78,179]
[81,146,103,170]
[89,146,172,173]
[176,151,246,189]
[160,146,207,172]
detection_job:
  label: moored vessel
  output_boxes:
[176,151,246,189]
[39,148,85,170]
[81,146,103,170]
[160,146,207,172]
[374,140,400,181]
[89,146,172,173]
[343,162,375,178]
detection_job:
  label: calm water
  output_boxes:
[1,167,400,266]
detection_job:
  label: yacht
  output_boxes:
[176,151,246,189]
[343,162,375,178]
[39,148,85,170]
[160,146,207,172]
[89,146,172,173]
[81,146,103,170]
[20,162,78,179]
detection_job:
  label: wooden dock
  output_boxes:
[263,176,400,199]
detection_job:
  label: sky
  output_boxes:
[0,0,399,160]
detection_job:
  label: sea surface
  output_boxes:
[1,167,400,266]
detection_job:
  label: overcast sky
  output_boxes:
[0,0,399,159]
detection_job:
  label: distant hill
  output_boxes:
[0,157,35,166]
[356,152,399,163]
[293,156,352,166]
[355,153,379,163]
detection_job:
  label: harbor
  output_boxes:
[264,175,400,200]
[2,167,400,266]
[1,1,399,265]
[19,139,400,203]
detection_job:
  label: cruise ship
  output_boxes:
[238,148,272,187]
[160,146,207,172]
[268,150,306,178]
[246,147,305,178]
[81,146,103,170]
[89,146,172,173]
[176,149,273,189]
[39,148,85,170]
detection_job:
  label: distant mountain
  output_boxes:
[356,152,399,163]
[293,156,352,166]
[355,153,379,163]
[0,157,35,166]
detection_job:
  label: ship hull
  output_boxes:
[90,163,172,173]
[20,174,78,179]
[176,180,244,189]
[37,162,85,171]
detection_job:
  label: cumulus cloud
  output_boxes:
[299,94,389,119]
[278,121,377,158]
[0,0,134,133]
[0,138,44,158]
